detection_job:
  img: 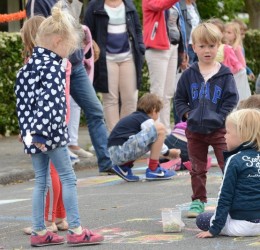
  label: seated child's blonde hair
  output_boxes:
[192,22,222,45]
[226,109,260,151]
[36,0,83,56]
[237,95,260,110]
[137,93,163,114]
[20,16,45,59]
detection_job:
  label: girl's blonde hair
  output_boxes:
[36,0,83,56]
[20,16,45,59]
[192,22,222,45]
[226,109,260,151]
[224,22,242,49]
[137,93,163,114]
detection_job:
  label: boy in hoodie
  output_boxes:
[175,22,238,218]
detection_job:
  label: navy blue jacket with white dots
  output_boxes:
[15,47,70,154]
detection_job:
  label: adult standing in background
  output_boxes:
[84,0,145,133]
[179,0,200,65]
[25,0,114,175]
[142,0,181,134]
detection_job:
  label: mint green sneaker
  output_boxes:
[187,199,205,218]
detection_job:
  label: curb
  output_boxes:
[0,157,98,186]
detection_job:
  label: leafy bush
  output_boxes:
[244,29,260,92]
[0,32,23,136]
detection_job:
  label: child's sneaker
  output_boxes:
[145,166,176,180]
[69,150,80,166]
[112,165,139,182]
[67,228,104,246]
[31,231,65,247]
[187,199,205,218]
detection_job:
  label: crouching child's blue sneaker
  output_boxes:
[112,165,139,182]
[145,165,176,181]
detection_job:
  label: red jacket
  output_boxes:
[142,0,179,50]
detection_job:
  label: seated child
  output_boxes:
[162,121,188,170]
[108,93,180,182]
[196,109,260,238]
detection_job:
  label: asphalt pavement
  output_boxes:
[1,127,260,249]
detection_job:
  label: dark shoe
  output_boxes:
[31,231,65,247]
[112,165,139,182]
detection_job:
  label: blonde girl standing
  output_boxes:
[223,22,251,103]
[15,1,104,247]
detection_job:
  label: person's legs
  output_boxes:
[218,214,260,236]
[164,134,189,163]
[145,122,176,180]
[55,178,68,231]
[209,128,227,172]
[109,125,158,166]
[49,146,104,245]
[45,162,62,230]
[161,44,178,133]
[109,124,158,182]
[149,122,166,161]
[30,153,50,232]
[67,96,93,158]
[48,147,80,229]
[67,97,81,148]
[196,212,214,231]
[69,64,112,172]
[186,129,208,217]
[186,129,208,202]
[30,155,64,246]
[119,58,138,119]
[102,60,120,132]
[44,163,67,230]
[146,49,171,132]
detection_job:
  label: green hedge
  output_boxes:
[0,32,23,136]
[0,30,259,136]
[244,29,260,91]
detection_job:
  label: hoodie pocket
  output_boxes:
[151,22,158,40]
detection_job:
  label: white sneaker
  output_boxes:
[88,145,95,153]
[69,148,93,158]
[68,150,80,165]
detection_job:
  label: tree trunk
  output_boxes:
[245,0,260,29]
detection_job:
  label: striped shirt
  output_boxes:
[105,2,132,62]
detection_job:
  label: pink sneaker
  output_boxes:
[67,228,104,246]
[31,231,65,247]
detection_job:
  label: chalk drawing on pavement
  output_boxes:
[97,226,183,244]
[0,199,29,205]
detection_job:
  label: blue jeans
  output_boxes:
[69,64,112,172]
[164,134,188,163]
[31,146,80,231]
